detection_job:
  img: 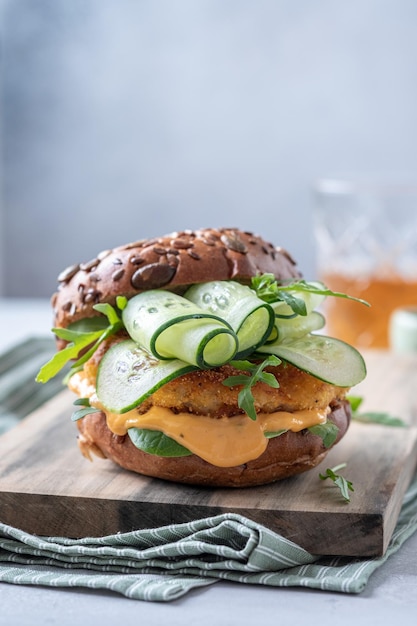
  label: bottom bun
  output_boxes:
[76,401,351,488]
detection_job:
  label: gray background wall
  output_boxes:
[1,0,417,297]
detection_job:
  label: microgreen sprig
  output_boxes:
[222,355,281,420]
[348,396,407,427]
[251,274,369,316]
[319,463,354,502]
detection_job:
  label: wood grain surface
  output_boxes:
[0,350,416,557]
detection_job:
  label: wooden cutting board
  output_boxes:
[0,350,416,557]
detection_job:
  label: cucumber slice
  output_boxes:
[122,290,238,367]
[258,334,366,387]
[273,311,325,342]
[96,339,197,413]
[184,280,275,358]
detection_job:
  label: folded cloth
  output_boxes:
[0,473,417,602]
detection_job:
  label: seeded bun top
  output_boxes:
[52,227,301,329]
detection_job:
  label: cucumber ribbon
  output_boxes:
[122,290,238,368]
[184,281,275,357]
[122,283,275,368]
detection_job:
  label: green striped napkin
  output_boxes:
[1,338,417,602]
[0,337,64,435]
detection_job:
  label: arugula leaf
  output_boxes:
[36,302,124,384]
[94,302,121,326]
[346,395,363,413]
[251,273,284,303]
[116,295,128,311]
[352,411,407,427]
[348,395,407,427]
[251,274,308,314]
[251,274,370,314]
[36,330,104,383]
[265,429,287,439]
[319,463,354,502]
[222,356,281,420]
[276,290,308,316]
[308,421,339,448]
[128,428,192,457]
[277,280,370,306]
[71,406,101,421]
[71,397,100,421]
[73,398,92,406]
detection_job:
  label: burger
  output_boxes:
[37,227,366,487]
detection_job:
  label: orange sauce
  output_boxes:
[103,404,328,467]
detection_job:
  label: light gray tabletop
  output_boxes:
[0,298,416,625]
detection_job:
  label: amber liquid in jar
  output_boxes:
[319,272,417,349]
